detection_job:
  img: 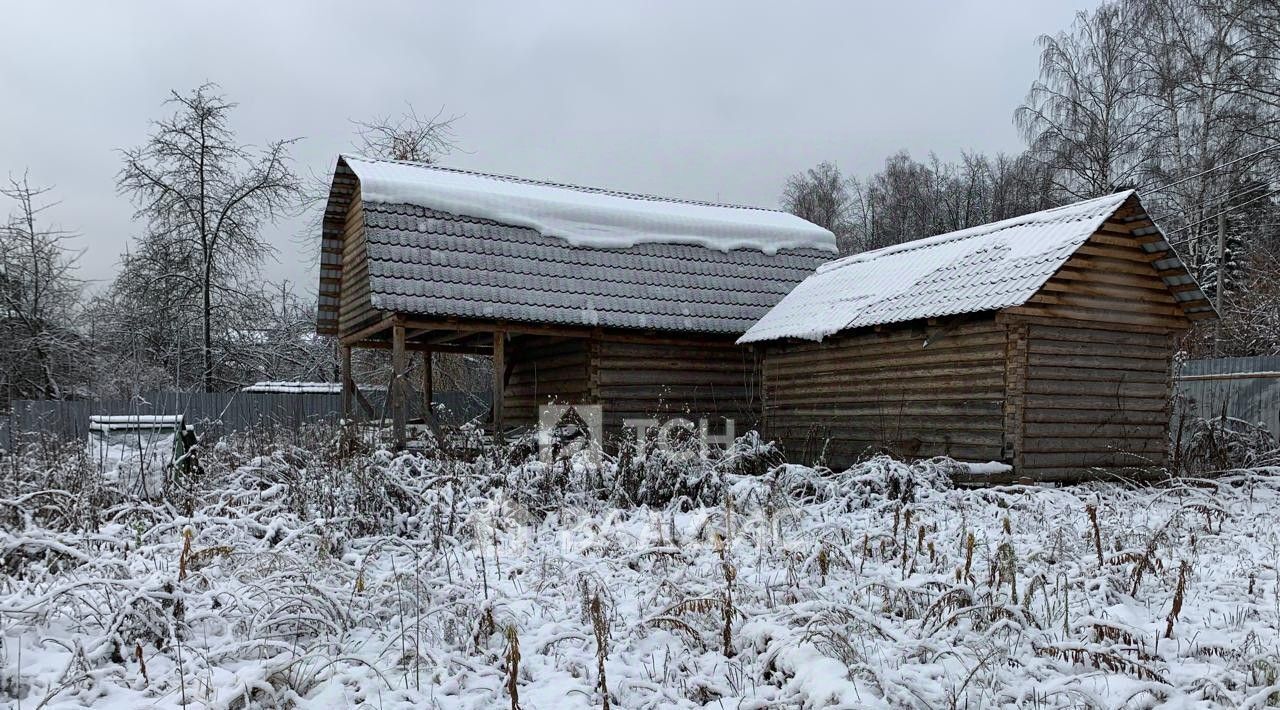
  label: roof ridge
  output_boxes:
[816,190,1134,275]
[342,154,784,214]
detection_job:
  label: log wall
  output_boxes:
[593,335,761,439]
[499,333,761,441]
[1015,323,1175,479]
[1005,224,1189,480]
[760,317,1008,468]
[337,186,381,338]
[501,335,593,428]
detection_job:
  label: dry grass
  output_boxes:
[2,427,1279,708]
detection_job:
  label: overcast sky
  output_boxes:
[1,0,1097,292]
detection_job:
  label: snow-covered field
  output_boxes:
[4,429,1280,709]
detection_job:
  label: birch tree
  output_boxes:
[118,84,303,391]
[1015,3,1147,199]
[1127,0,1280,266]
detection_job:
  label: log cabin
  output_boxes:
[315,155,835,446]
[737,191,1216,481]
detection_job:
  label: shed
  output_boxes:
[316,156,835,445]
[738,191,1216,480]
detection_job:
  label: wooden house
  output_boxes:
[315,155,835,445]
[738,191,1215,481]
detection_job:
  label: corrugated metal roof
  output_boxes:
[739,190,1211,343]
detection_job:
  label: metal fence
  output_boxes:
[1,389,489,449]
[1176,356,1280,438]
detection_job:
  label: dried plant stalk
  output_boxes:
[505,624,521,710]
[1165,561,1190,639]
[1087,503,1103,567]
[591,593,610,710]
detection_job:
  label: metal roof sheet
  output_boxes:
[739,190,1210,343]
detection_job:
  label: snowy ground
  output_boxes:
[4,430,1280,709]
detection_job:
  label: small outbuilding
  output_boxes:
[315,156,835,445]
[738,191,1216,480]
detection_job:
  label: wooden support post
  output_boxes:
[392,321,407,449]
[492,331,505,436]
[340,345,354,420]
[421,349,433,420]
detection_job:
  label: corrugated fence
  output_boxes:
[2,389,489,449]
[7,359,1278,449]
[1176,356,1280,438]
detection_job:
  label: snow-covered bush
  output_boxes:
[1173,413,1280,474]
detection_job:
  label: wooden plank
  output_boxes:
[1025,379,1169,398]
[768,346,1004,378]
[1024,407,1168,424]
[765,388,1004,407]
[493,331,506,434]
[1051,266,1170,291]
[1038,279,1178,305]
[1027,365,1168,384]
[1028,351,1171,372]
[1027,324,1171,348]
[340,345,353,420]
[422,351,433,420]
[1076,244,1160,262]
[768,360,1004,384]
[770,328,1005,367]
[1008,303,1188,330]
[1024,421,1167,438]
[352,339,488,355]
[1022,436,1166,454]
[1018,337,1172,358]
[598,369,753,387]
[1000,312,1179,336]
[1022,451,1165,468]
[403,317,592,340]
[1023,394,1168,411]
[1025,291,1186,317]
[762,400,1004,417]
[391,321,407,448]
[340,316,394,346]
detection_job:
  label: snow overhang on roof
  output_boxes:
[243,381,344,394]
[341,155,837,255]
[738,190,1213,344]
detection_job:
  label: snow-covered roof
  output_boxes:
[739,190,1208,343]
[88,415,187,431]
[317,156,834,335]
[242,382,344,394]
[342,155,837,255]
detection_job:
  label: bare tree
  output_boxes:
[118,84,303,391]
[780,162,856,253]
[1127,0,1280,271]
[841,150,1055,254]
[1015,3,1147,199]
[0,174,82,402]
[352,104,459,163]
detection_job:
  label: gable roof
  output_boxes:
[738,190,1212,343]
[317,156,835,336]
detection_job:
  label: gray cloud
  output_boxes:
[0,0,1097,291]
